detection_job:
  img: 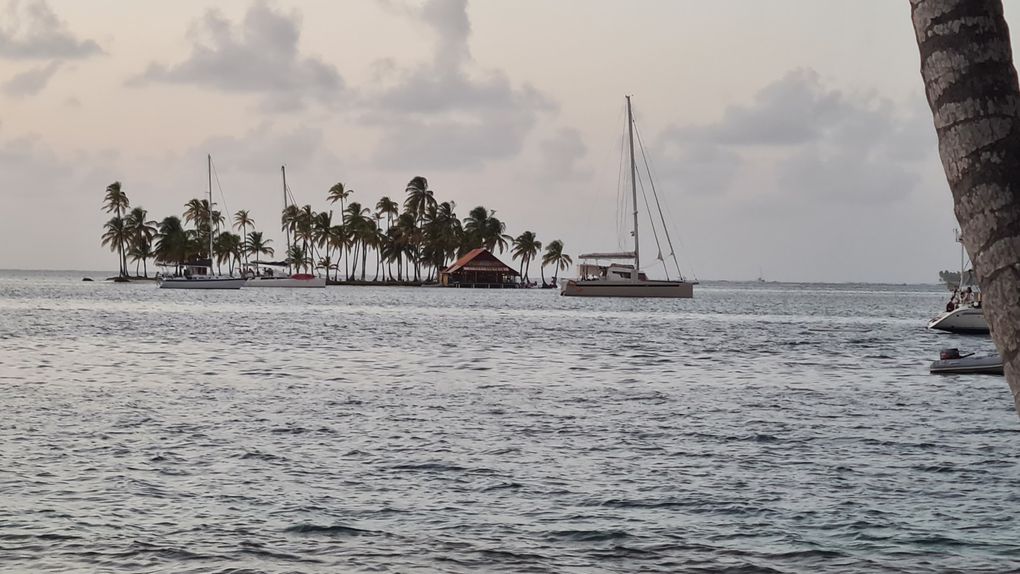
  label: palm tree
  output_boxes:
[317,255,338,278]
[912,0,1020,414]
[326,225,349,282]
[280,203,300,271]
[246,231,275,270]
[376,196,400,280]
[293,205,316,271]
[101,216,131,277]
[464,206,511,254]
[344,202,371,280]
[102,182,130,276]
[287,244,309,274]
[312,211,333,277]
[127,240,154,278]
[328,182,354,277]
[376,196,399,229]
[404,176,437,221]
[422,201,462,279]
[511,231,542,283]
[392,211,420,281]
[233,210,255,267]
[213,232,243,275]
[124,207,156,277]
[154,216,190,274]
[541,240,572,286]
[405,177,437,280]
[183,198,223,258]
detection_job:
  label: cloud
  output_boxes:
[536,127,590,182]
[368,0,555,170]
[655,144,742,197]
[191,122,338,175]
[657,68,937,203]
[130,1,343,110]
[664,69,845,147]
[0,0,102,60]
[2,60,60,96]
[0,132,74,196]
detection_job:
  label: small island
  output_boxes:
[100,175,573,287]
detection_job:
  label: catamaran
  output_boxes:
[158,155,245,290]
[561,96,696,298]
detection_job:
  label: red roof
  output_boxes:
[442,248,519,276]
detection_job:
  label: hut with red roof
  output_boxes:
[439,248,520,288]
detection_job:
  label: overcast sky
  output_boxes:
[1,0,1014,282]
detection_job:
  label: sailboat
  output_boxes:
[243,165,326,288]
[561,96,696,298]
[927,229,988,333]
[157,155,245,290]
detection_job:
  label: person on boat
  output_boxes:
[960,287,974,306]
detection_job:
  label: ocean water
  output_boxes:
[1,270,1017,573]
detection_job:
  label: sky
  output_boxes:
[0,0,1014,282]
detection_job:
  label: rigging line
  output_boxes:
[210,158,230,236]
[633,118,683,280]
[634,162,669,280]
[616,105,628,251]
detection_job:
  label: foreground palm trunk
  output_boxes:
[912,0,1020,415]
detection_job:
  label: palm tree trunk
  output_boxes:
[143,258,148,279]
[913,0,1020,415]
[350,242,359,279]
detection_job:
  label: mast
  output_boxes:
[956,228,965,288]
[282,165,291,273]
[208,154,214,274]
[627,95,640,279]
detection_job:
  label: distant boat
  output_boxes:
[561,96,695,299]
[158,155,244,290]
[243,166,326,288]
[927,229,987,334]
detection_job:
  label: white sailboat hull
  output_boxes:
[561,279,694,298]
[927,305,988,334]
[244,276,326,288]
[158,277,245,290]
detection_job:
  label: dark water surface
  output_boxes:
[1,271,1017,573]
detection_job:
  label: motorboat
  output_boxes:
[930,348,1002,375]
[562,96,696,299]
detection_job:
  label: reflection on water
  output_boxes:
[1,271,1016,573]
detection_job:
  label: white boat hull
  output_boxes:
[561,279,694,298]
[244,276,327,288]
[158,277,245,290]
[927,305,988,334]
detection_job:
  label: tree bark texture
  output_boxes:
[912,0,1020,415]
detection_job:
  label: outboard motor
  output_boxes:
[940,348,962,360]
